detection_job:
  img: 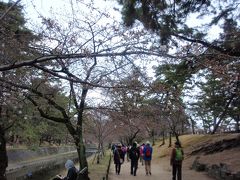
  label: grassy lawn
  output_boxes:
[47,150,111,180]
[88,150,112,180]
[152,134,209,159]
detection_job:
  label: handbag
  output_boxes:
[120,158,124,164]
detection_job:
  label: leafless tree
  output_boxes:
[0,2,169,179]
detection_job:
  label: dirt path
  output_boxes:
[108,157,213,180]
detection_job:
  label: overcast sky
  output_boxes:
[2,0,222,40]
[19,0,121,25]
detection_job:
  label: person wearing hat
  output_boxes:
[113,144,124,175]
[170,141,184,180]
[143,141,153,175]
[55,159,78,180]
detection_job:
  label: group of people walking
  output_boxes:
[112,140,153,176]
[112,141,184,180]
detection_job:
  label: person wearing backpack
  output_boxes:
[170,141,184,180]
[129,142,140,176]
[143,141,153,175]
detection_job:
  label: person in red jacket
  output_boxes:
[170,141,184,180]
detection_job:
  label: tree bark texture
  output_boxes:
[0,126,7,180]
[76,142,90,180]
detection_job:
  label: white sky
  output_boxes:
[1,0,223,41]
[20,0,121,24]
[2,0,222,107]
[3,0,222,40]
[185,12,222,40]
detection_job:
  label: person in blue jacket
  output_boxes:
[143,141,153,175]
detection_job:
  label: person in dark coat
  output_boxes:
[113,144,124,175]
[129,142,140,176]
[170,141,184,180]
[55,159,78,180]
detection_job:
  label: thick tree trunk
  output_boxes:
[76,140,89,180]
[0,126,7,180]
[75,87,89,180]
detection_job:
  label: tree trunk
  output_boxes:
[75,87,90,180]
[160,131,165,146]
[162,131,165,144]
[181,119,184,134]
[175,133,180,145]
[189,116,195,134]
[0,126,7,180]
[168,132,172,147]
[100,141,104,156]
[76,140,89,180]
[97,140,100,164]
[235,115,240,133]
[151,130,155,146]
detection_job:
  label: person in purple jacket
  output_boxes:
[143,141,153,175]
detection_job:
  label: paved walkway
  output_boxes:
[108,157,213,180]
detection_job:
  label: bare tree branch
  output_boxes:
[173,33,240,57]
[0,51,174,71]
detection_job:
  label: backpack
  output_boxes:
[131,148,138,159]
[145,147,151,158]
[175,148,183,161]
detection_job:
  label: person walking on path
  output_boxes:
[170,141,184,180]
[121,144,127,162]
[129,142,140,176]
[127,145,132,162]
[143,141,153,176]
[139,143,145,166]
[114,144,124,175]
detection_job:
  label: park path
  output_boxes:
[108,157,213,180]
